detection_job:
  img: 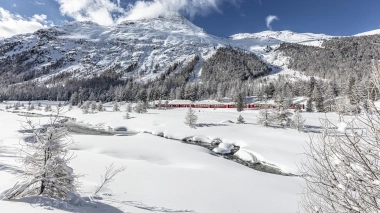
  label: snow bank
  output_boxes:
[235,149,259,163]
[213,142,233,154]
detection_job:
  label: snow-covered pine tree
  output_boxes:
[113,102,120,112]
[14,102,20,110]
[290,110,305,132]
[44,105,51,112]
[81,101,90,114]
[237,115,245,124]
[324,82,338,112]
[157,99,162,110]
[70,92,78,106]
[184,107,197,128]
[236,93,244,112]
[97,101,103,111]
[134,102,147,114]
[90,101,97,112]
[126,103,132,113]
[306,98,313,112]
[1,108,79,201]
[271,105,293,127]
[313,82,324,112]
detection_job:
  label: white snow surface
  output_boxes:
[354,29,380,36]
[0,103,344,213]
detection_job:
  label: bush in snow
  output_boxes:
[237,115,245,124]
[0,107,78,200]
[300,62,380,212]
[290,110,305,132]
[94,163,126,196]
[184,107,197,128]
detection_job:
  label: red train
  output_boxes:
[155,101,305,110]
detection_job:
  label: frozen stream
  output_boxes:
[64,120,295,177]
[18,112,296,177]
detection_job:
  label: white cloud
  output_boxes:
[35,2,46,6]
[55,0,238,25]
[266,15,279,30]
[55,0,125,25]
[125,0,226,21]
[11,3,17,7]
[0,7,53,38]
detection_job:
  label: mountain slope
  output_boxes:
[0,16,340,86]
[0,15,224,84]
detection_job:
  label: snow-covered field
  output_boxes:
[0,102,341,212]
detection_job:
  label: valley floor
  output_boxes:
[0,102,341,213]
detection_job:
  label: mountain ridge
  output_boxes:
[0,16,379,87]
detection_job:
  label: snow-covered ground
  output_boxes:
[0,102,342,212]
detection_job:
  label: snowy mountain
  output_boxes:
[0,15,377,87]
[354,29,380,36]
[230,31,332,52]
[0,15,224,84]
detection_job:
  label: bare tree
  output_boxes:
[257,106,271,126]
[300,61,380,213]
[94,163,126,196]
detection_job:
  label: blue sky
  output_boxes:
[0,0,379,38]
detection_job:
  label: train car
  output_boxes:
[156,100,304,110]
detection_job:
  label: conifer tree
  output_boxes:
[184,107,197,128]
[237,115,245,124]
[97,101,103,111]
[290,110,305,132]
[113,102,120,112]
[236,93,244,112]
[313,83,324,112]
[1,108,78,200]
[306,98,313,112]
